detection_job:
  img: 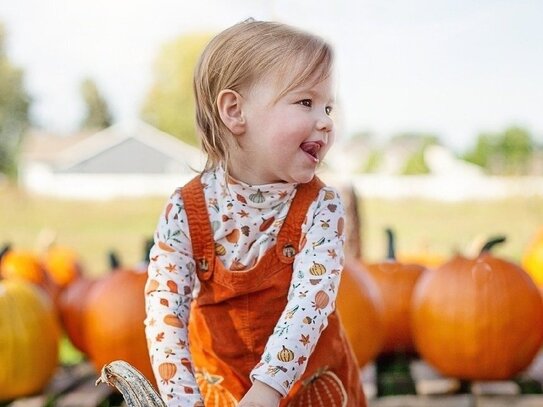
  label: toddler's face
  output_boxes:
[228,70,335,185]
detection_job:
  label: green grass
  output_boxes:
[1,187,542,274]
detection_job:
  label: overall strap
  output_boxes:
[275,176,325,264]
[180,175,215,280]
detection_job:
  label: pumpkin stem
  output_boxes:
[385,228,396,261]
[143,237,154,263]
[479,236,506,255]
[0,243,11,261]
[108,250,121,270]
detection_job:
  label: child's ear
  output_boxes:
[217,89,246,135]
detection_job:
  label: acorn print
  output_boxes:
[309,261,327,276]
[312,290,330,311]
[163,314,184,328]
[303,316,315,324]
[277,345,295,362]
[320,219,330,229]
[241,225,250,236]
[249,189,265,203]
[215,242,227,256]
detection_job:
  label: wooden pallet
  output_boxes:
[2,363,123,407]
[363,350,543,407]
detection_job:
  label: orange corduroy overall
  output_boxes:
[181,176,366,407]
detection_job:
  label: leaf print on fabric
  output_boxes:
[225,229,240,244]
[164,202,173,223]
[158,241,175,252]
[236,193,247,204]
[299,334,310,347]
[240,225,250,236]
[163,314,184,328]
[166,280,178,293]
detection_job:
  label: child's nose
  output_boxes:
[316,111,333,132]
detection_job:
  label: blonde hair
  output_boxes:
[193,19,334,172]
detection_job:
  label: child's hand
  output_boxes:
[238,380,281,407]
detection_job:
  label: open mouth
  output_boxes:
[300,142,321,163]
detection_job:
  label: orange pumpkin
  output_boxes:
[0,246,61,306]
[195,370,238,407]
[43,245,82,289]
[411,236,543,380]
[336,260,384,367]
[57,274,96,354]
[288,368,347,407]
[84,257,156,387]
[0,248,45,285]
[365,229,427,354]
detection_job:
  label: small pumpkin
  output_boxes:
[411,236,543,380]
[195,370,238,407]
[277,345,295,362]
[288,369,347,407]
[0,246,61,305]
[365,229,427,354]
[309,262,326,276]
[43,245,82,289]
[0,279,60,401]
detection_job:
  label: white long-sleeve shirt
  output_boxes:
[144,167,345,406]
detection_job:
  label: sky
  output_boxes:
[0,0,542,152]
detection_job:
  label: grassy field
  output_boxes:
[2,186,542,273]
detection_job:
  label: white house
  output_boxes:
[20,120,205,199]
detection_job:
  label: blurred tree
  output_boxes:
[463,132,498,172]
[141,33,211,146]
[80,78,113,130]
[499,126,533,175]
[464,126,535,175]
[0,23,31,180]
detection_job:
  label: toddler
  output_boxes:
[145,19,365,407]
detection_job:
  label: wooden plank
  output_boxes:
[476,395,543,407]
[368,394,473,407]
[7,363,96,407]
[471,381,520,396]
[409,360,461,395]
[55,377,115,407]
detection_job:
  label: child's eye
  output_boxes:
[298,99,312,108]
[325,106,333,115]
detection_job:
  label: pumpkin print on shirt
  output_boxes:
[144,167,346,406]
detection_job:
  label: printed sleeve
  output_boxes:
[144,189,204,406]
[250,186,346,396]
